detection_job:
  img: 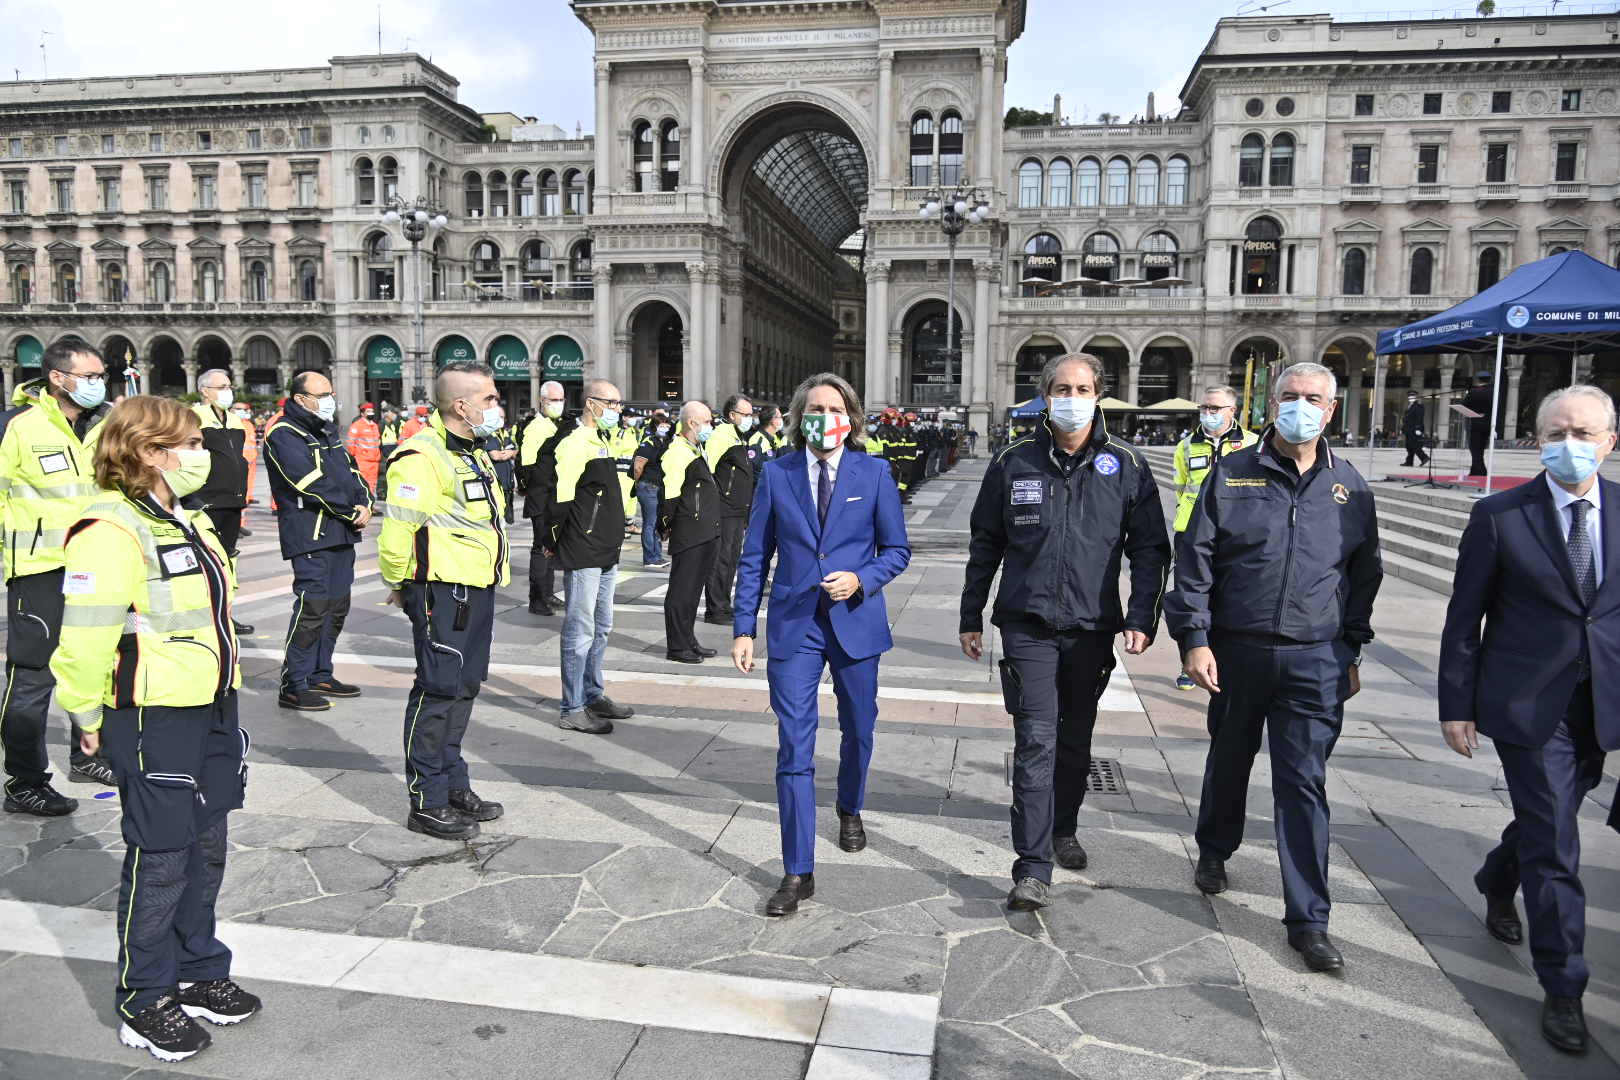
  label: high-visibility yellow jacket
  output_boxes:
[51,492,240,732]
[379,415,510,588]
[1171,424,1260,532]
[0,380,110,580]
[549,423,635,570]
[519,414,558,469]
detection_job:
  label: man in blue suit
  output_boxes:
[1440,384,1620,1055]
[732,372,911,916]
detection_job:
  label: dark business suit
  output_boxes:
[1439,474,1620,998]
[1401,401,1429,467]
[733,448,910,875]
[1463,385,1494,476]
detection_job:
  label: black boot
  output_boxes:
[407,805,479,840]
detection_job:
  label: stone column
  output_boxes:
[1344,365,1361,441]
[1368,355,1386,443]
[0,363,12,402]
[1575,352,1594,386]
[977,49,997,188]
[182,359,199,394]
[594,62,612,204]
[704,266,723,401]
[1503,355,1525,441]
[686,261,708,402]
[970,260,992,410]
[592,264,615,387]
[1126,356,1142,406]
[864,261,891,407]
[688,59,706,192]
[528,368,541,410]
[876,52,894,190]
[889,332,904,406]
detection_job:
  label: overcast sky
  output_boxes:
[2,0,1498,130]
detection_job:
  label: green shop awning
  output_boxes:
[541,336,584,381]
[487,335,530,382]
[435,335,476,367]
[365,337,402,379]
[15,335,43,368]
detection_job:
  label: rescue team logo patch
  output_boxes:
[63,570,95,595]
[394,483,419,500]
[1224,477,1268,488]
[1095,453,1120,476]
[1010,479,1043,505]
[1332,483,1350,505]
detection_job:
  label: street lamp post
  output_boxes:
[380,195,449,405]
[919,186,990,407]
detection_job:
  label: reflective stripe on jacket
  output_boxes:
[51,493,240,732]
[1171,425,1259,533]
[379,415,510,588]
[0,381,109,579]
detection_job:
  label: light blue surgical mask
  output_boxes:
[1047,395,1096,433]
[1541,438,1601,486]
[66,374,106,409]
[467,403,504,439]
[596,408,619,431]
[737,415,756,433]
[696,426,711,445]
[1200,411,1229,436]
[1274,398,1325,444]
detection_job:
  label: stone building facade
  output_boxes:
[0,3,1615,438]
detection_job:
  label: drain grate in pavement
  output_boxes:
[1003,754,1126,793]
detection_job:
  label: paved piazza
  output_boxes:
[0,453,1617,1079]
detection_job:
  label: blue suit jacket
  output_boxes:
[733,447,911,661]
[1439,473,1620,751]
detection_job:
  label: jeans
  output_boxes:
[635,482,663,564]
[560,565,617,715]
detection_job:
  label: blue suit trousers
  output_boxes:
[768,608,879,875]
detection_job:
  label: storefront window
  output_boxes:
[1082,232,1120,283]
[1022,233,1062,294]
[1242,217,1282,295]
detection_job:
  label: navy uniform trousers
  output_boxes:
[1477,682,1604,998]
[1195,636,1350,931]
[100,693,245,1018]
[281,546,355,693]
[768,606,878,875]
[2,568,94,789]
[402,580,494,811]
[999,622,1115,884]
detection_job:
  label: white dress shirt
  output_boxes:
[1547,473,1604,585]
[808,442,846,497]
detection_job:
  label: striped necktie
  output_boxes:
[1567,498,1597,606]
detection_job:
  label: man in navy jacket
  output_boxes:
[732,373,910,916]
[264,370,374,712]
[1440,384,1620,1055]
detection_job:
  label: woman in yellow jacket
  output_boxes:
[52,396,260,1063]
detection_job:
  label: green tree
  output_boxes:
[1003,107,1054,129]
[1476,0,1496,15]
[1096,111,1120,125]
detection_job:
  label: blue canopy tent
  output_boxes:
[1008,396,1046,418]
[1374,250,1620,492]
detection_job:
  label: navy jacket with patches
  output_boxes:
[1165,430,1383,652]
[961,417,1171,638]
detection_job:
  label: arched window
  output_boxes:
[520,240,552,299]
[367,232,392,263]
[1166,156,1189,205]
[1048,159,1071,207]
[10,264,31,304]
[910,112,935,187]
[1341,247,1367,295]
[196,260,218,303]
[570,239,593,297]
[659,120,681,192]
[1477,246,1501,291]
[246,259,269,302]
[1017,159,1043,208]
[150,261,170,303]
[472,240,501,275]
[1022,233,1062,293]
[356,157,375,204]
[1409,247,1434,295]
[1105,157,1130,205]
[1269,133,1295,187]
[540,170,560,216]
[1136,156,1160,205]
[586,169,595,213]
[1142,231,1179,280]
[487,170,508,217]
[513,171,534,216]
[1083,232,1121,282]
[54,263,77,303]
[938,110,964,186]
[565,169,585,214]
[1077,157,1101,206]
[1238,134,1265,188]
[463,171,483,217]
[358,126,371,145]
[632,121,655,192]
[99,262,123,302]
[1242,216,1283,294]
[379,157,399,201]
[431,236,448,300]
[299,259,318,301]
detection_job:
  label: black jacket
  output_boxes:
[961,417,1171,637]
[1402,401,1426,439]
[635,430,673,493]
[183,402,249,511]
[1164,431,1383,652]
[658,440,721,554]
[263,399,373,558]
[711,424,756,516]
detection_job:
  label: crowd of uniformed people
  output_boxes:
[2,334,1612,1061]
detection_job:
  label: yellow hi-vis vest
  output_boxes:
[1171,425,1260,533]
[51,493,241,733]
[379,415,511,588]
[0,381,109,580]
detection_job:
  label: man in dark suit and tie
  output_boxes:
[1440,384,1620,1055]
[732,373,911,916]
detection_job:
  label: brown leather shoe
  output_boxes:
[766,873,814,916]
[837,810,866,853]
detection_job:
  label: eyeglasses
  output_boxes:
[588,396,623,408]
[67,370,106,380]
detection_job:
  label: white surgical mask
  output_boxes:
[308,395,337,423]
[160,447,212,498]
[467,403,504,438]
[545,400,564,419]
[1048,396,1096,433]
[210,388,234,410]
[737,415,755,433]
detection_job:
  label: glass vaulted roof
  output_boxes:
[751,130,868,249]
